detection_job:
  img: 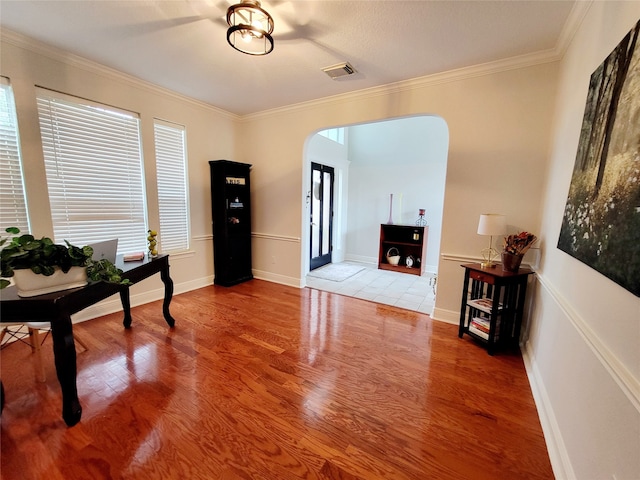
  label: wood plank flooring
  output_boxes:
[0,280,553,479]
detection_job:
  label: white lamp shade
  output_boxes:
[477,214,507,236]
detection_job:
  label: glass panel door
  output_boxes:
[310,162,334,270]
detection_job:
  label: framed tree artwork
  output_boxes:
[558,19,640,297]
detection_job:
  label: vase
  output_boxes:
[12,266,88,297]
[501,252,523,272]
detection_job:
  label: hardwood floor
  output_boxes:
[0,280,553,479]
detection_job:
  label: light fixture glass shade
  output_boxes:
[227,1,274,56]
[477,214,507,268]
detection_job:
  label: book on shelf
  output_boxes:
[470,317,490,334]
[467,297,503,313]
[468,323,489,340]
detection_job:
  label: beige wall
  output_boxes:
[238,63,559,320]
[0,35,237,317]
[6,10,639,476]
[525,3,640,479]
[1,31,558,318]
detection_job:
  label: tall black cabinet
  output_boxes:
[209,160,253,286]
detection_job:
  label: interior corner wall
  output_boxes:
[524,3,640,479]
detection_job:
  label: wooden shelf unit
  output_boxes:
[378,224,428,276]
[458,263,534,355]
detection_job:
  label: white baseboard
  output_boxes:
[430,306,459,325]
[252,269,302,288]
[72,276,214,323]
[521,343,574,480]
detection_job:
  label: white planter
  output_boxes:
[13,266,88,297]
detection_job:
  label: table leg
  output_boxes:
[50,315,81,427]
[120,287,132,328]
[160,264,176,327]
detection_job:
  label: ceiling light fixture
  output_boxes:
[226,1,274,56]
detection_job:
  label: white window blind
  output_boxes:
[154,119,190,252]
[36,88,147,253]
[0,78,30,234]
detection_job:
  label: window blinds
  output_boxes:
[154,120,190,252]
[0,79,30,233]
[36,88,147,253]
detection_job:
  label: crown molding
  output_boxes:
[2,0,593,124]
[554,1,593,59]
[242,2,594,122]
[242,47,562,121]
[0,29,240,121]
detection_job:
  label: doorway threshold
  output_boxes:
[305,261,435,314]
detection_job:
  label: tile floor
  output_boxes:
[305,261,436,315]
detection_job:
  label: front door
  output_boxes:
[309,163,334,270]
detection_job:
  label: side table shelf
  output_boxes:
[458,263,534,355]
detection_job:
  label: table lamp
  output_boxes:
[477,213,506,268]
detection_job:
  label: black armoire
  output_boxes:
[209,160,253,286]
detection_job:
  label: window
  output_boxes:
[318,127,345,145]
[154,119,190,252]
[0,78,30,234]
[36,88,147,253]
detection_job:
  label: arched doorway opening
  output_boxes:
[301,115,449,313]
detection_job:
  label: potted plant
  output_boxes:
[1,227,130,296]
[502,231,537,272]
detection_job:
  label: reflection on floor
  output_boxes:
[305,261,436,314]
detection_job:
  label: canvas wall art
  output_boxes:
[558,19,640,297]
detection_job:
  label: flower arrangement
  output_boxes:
[503,231,537,256]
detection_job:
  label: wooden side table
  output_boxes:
[458,263,534,355]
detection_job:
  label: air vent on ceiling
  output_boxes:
[322,62,356,79]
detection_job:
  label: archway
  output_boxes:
[301,115,449,310]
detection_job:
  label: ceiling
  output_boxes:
[0,1,579,116]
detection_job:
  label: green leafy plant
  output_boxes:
[0,227,131,289]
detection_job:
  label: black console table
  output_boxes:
[0,254,176,426]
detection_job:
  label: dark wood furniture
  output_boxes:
[209,160,253,286]
[0,254,176,426]
[378,224,428,276]
[458,263,534,355]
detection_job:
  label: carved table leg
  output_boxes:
[50,314,81,427]
[160,264,176,327]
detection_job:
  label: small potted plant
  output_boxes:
[1,227,130,296]
[502,231,537,272]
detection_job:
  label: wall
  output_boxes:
[524,2,640,479]
[238,62,558,316]
[305,132,350,267]
[5,14,633,477]
[345,116,447,272]
[0,33,236,319]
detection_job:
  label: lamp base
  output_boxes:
[480,246,499,269]
[480,261,497,268]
